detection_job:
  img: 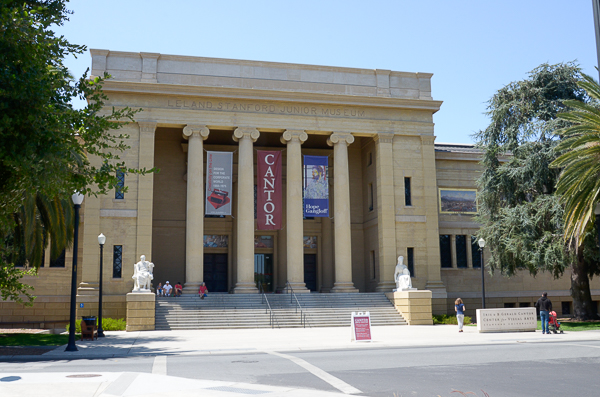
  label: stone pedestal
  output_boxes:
[386,290,433,325]
[126,292,155,331]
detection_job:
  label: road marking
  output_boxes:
[152,356,167,375]
[267,351,362,395]
[99,372,138,397]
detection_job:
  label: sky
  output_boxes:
[56,0,599,144]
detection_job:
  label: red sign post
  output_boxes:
[351,311,372,342]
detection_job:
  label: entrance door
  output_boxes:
[254,254,274,292]
[204,254,228,292]
[304,254,317,292]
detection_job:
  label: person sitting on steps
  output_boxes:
[199,282,208,299]
[174,282,183,297]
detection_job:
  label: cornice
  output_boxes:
[98,80,443,113]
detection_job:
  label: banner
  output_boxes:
[257,151,282,230]
[205,151,233,216]
[303,155,329,217]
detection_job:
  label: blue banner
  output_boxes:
[303,155,329,217]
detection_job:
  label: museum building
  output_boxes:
[1,50,598,328]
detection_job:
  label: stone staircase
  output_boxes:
[155,292,407,330]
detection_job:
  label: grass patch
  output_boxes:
[433,314,472,325]
[0,333,73,346]
[66,318,126,333]
[536,320,600,331]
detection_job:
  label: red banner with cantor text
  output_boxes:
[257,151,282,230]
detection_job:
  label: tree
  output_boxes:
[552,74,600,246]
[0,1,151,303]
[474,62,600,320]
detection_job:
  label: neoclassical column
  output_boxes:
[233,127,260,293]
[374,133,398,291]
[327,132,358,293]
[281,129,309,292]
[182,125,210,293]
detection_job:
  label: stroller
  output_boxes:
[548,311,564,334]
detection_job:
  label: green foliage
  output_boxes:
[552,74,600,245]
[66,318,126,333]
[0,333,71,346]
[474,62,600,320]
[0,1,153,303]
[433,314,472,325]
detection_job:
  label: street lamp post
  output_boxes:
[97,233,106,337]
[65,192,84,352]
[478,238,486,309]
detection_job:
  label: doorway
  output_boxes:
[304,254,317,292]
[203,253,228,292]
[254,254,274,292]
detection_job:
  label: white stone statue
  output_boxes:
[132,255,154,292]
[394,255,413,291]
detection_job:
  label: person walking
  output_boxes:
[535,292,552,334]
[455,298,465,332]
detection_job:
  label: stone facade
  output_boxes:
[1,51,598,329]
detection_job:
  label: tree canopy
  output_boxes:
[552,73,600,246]
[0,0,149,303]
[474,63,600,320]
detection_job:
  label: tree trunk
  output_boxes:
[570,252,600,320]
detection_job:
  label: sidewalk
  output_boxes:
[1,325,599,397]
[3,324,600,359]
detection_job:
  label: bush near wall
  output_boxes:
[433,314,472,325]
[66,318,126,333]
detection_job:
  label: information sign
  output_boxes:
[351,311,372,342]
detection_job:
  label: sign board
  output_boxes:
[303,155,329,217]
[476,308,537,333]
[205,151,233,216]
[351,311,372,342]
[256,151,282,230]
[79,303,84,308]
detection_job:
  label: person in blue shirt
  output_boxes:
[455,298,465,332]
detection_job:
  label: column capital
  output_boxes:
[233,127,260,142]
[183,125,210,140]
[373,133,394,144]
[138,121,157,134]
[327,132,355,147]
[281,129,308,144]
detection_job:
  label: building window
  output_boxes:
[370,250,376,279]
[456,235,467,268]
[519,302,530,307]
[407,247,414,277]
[471,236,481,268]
[49,249,66,268]
[439,235,452,268]
[113,245,122,278]
[504,302,515,308]
[561,301,571,316]
[115,169,125,199]
[368,183,374,212]
[404,177,412,206]
[367,152,372,166]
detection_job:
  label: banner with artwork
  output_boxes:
[257,151,282,230]
[303,155,329,217]
[205,151,233,216]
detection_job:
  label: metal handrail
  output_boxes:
[259,283,279,329]
[285,281,307,328]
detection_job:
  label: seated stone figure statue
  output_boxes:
[394,255,413,291]
[132,255,154,292]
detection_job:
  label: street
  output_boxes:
[2,339,600,396]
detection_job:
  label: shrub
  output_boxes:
[433,314,472,325]
[66,318,126,333]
